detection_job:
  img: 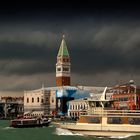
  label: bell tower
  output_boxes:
[56,35,71,86]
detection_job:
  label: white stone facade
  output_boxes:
[68,98,89,118]
[24,87,56,117]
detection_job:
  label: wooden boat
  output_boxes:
[10,117,51,128]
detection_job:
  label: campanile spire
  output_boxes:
[56,35,71,86]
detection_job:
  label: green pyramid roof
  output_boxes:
[57,35,69,57]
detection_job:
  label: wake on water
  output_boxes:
[55,128,83,136]
[95,133,136,139]
[55,128,136,139]
[109,134,136,139]
[2,127,16,130]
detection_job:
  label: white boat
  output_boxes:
[59,110,140,137]
[57,87,140,137]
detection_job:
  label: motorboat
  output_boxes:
[10,117,51,128]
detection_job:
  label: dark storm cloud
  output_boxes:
[0,42,57,75]
[0,19,140,76]
[70,24,140,75]
[0,60,55,76]
[0,1,140,93]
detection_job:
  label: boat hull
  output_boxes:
[57,123,140,136]
[10,122,50,128]
[70,130,138,137]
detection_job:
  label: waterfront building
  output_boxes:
[68,98,89,118]
[68,80,140,119]
[24,86,89,116]
[55,85,107,115]
[110,80,140,110]
[67,87,110,119]
[24,86,56,117]
[24,85,106,116]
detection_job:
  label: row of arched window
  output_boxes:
[25,113,43,116]
[69,104,88,110]
[69,112,79,117]
[26,97,44,103]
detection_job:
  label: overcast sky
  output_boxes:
[0,1,140,96]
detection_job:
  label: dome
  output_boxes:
[129,80,135,84]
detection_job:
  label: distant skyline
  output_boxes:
[0,1,140,96]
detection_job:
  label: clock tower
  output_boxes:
[56,35,71,86]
